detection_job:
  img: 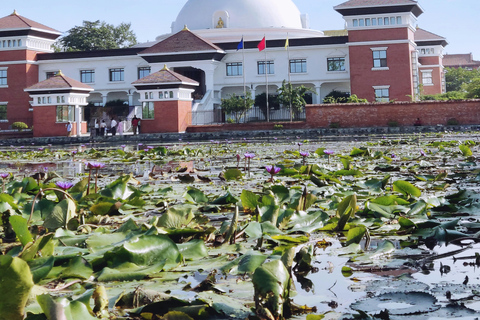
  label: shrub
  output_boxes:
[387,120,399,127]
[447,118,459,125]
[12,122,28,130]
[323,90,350,104]
[226,118,235,124]
[273,124,284,130]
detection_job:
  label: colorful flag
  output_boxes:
[257,36,266,52]
[237,37,244,51]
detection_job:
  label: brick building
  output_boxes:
[0,0,450,136]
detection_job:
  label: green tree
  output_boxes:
[58,20,137,51]
[276,80,313,120]
[255,93,280,120]
[221,93,254,123]
[445,67,480,92]
[465,78,480,98]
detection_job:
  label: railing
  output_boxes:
[191,105,306,125]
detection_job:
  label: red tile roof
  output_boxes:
[443,54,480,69]
[25,72,93,91]
[0,11,60,33]
[335,0,419,9]
[140,28,223,55]
[132,65,199,86]
[414,28,446,42]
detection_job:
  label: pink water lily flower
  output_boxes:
[56,181,74,190]
[265,165,281,175]
[0,173,9,179]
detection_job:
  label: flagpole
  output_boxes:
[242,36,246,118]
[287,33,293,122]
[264,35,269,122]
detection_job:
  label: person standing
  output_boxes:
[95,119,100,136]
[117,119,123,135]
[100,120,107,136]
[66,122,72,137]
[110,118,118,136]
[132,115,139,135]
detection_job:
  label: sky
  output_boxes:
[2,0,479,58]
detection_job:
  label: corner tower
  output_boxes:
[0,10,61,129]
[335,0,423,102]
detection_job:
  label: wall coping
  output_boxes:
[307,99,480,108]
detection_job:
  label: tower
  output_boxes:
[0,10,61,129]
[335,0,424,102]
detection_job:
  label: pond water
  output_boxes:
[2,132,480,319]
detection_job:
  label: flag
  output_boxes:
[257,36,266,52]
[237,37,244,51]
[285,36,289,50]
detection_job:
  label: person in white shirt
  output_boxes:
[110,118,118,136]
[66,122,72,137]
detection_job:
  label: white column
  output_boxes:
[75,105,82,136]
[128,93,134,106]
[315,84,322,104]
[102,93,108,106]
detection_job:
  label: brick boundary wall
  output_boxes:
[305,100,480,128]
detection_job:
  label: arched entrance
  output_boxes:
[172,67,206,100]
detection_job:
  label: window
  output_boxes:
[372,49,387,68]
[353,19,358,27]
[56,106,75,122]
[372,18,377,26]
[365,18,371,26]
[142,101,154,119]
[226,62,242,76]
[374,88,390,102]
[46,71,57,79]
[422,71,433,85]
[384,17,389,25]
[109,68,124,82]
[378,18,383,26]
[80,70,95,83]
[0,70,6,86]
[290,59,307,73]
[258,61,274,75]
[0,104,6,120]
[396,16,402,24]
[327,57,345,71]
[359,19,364,26]
[138,67,151,79]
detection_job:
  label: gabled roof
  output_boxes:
[0,10,60,34]
[415,28,448,47]
[139,27,224,55]
[334,0,423,17]
[132,65,199,86]
[25,71,93,92]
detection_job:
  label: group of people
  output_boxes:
[85,115,142,138]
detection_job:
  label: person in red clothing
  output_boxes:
[414,118,422,126]
[132,115,140,135]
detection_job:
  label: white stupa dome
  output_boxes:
[172,0,304,33]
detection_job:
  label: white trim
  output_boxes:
[25,87,93,92]
[370,47,388,51]
[0,120,7,123]
[373,85,390,89]
[371,67,389,71]
[0,102,7,104]
[0,27,61,36]
[420,69,433,73]
[348,39,415,47]
[0,60,37,65]
[419,65,442,68]
[139,49,225,57]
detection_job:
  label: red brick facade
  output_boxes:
[33,105,75,138]
[141,100,193,133]
[348,27,416,102]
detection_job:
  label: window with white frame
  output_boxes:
[80,70,95,83]
[327,57,345,71]
[142,101,154,119]
[374,86,390,102]
[56,106,75,122]
[422,70,433,85]
[46,71,57,79]
[109,68,124,82]
[0,104,6,120]
[0,69,6,86]
[290,59,307,73]
[372,48,387,68]
[257,61,274,75]
[226,62,242,76]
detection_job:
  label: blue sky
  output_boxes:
[2,0,478,58]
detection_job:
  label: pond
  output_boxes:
[1,131,480,320]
